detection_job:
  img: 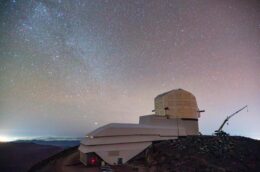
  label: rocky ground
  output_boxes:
[131,136,260,172]
[29,136,260,172]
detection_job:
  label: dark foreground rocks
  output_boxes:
[131,136,260,172]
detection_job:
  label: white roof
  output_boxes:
[86,123,183,137]
[81,123,185,146]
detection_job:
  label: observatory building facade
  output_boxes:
[79,89,202,166]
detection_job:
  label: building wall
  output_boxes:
[179,119,199,135]
[139,115,199,135]
[80,151,87,165]
[154,95,165,116]
[79,142,153,165]
[154,89,199,119]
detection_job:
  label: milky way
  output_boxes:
[0,0,259,139]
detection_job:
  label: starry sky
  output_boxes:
[0,0,260,140]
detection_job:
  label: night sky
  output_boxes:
[0,0,259,140]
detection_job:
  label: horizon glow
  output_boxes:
[0,135,19,142]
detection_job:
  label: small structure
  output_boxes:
[79,89,202,165]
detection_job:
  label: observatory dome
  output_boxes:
[154,89,199,119]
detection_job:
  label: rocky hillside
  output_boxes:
[131,136,260,172]
[30,136,260,172]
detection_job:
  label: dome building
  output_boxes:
[154,88,200,119]
[139,89,201,135]
[79,89,203,166]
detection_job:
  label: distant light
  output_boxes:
[0,135,17,142]
[94,122,98,125]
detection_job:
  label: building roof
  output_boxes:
[155,88,193,99]
[85,123,184,137]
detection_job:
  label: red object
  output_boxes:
[88,156,97,165]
